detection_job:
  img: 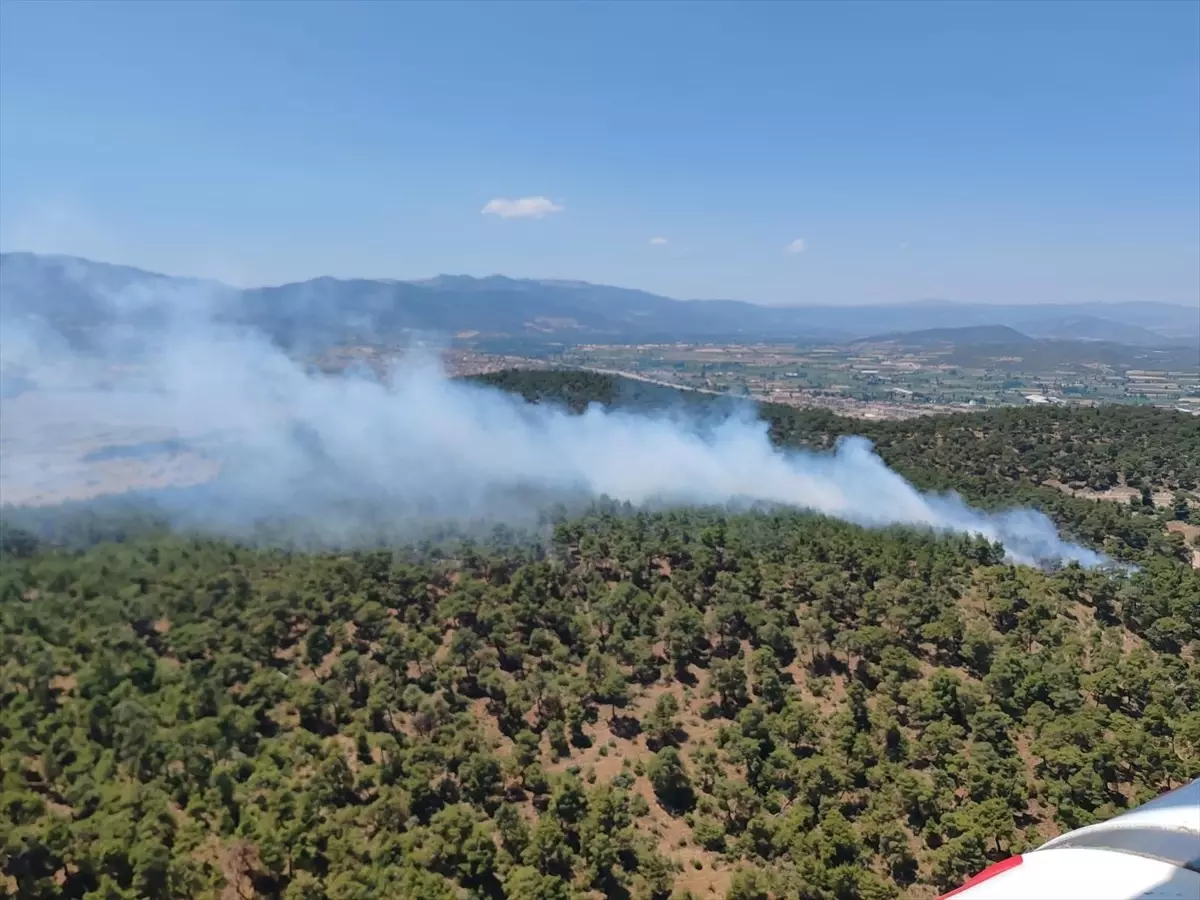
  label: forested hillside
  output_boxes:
[476,371,1200,565]
[474,370,1200,494]
[3,370,1200,900]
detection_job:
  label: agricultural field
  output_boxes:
[523,340,1200,421]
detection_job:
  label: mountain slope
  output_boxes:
[1016,315,1184,346]
[859,325,1034,346]
[2,252,1196,346]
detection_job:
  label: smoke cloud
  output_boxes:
[0,275,1107,568]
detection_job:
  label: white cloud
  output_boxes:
[481,196,564,219]
[785,238,806,255]
[649,236,669,246]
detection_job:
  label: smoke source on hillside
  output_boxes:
[0,278,1107,568]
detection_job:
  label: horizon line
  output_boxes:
[1,248,1194,311]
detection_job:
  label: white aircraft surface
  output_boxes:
[942,777,1200,899]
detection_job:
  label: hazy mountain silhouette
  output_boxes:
[1015,315,1183,346]
[3,252,1197,349]
[860,325,1035,346]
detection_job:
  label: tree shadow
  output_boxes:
[595,873,631,900]
[645,727,688,752]
[609,714,642,741]
[891,858,919,887]
[811,653,848,677]
[672,665,699,687]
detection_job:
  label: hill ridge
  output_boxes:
[860,324,1034,345]
[3,251,1198,345]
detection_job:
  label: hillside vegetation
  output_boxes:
[476,370,1200,564]
[475,370,1200,494]
[3,370,1199,900]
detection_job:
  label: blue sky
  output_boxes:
[1,1,1197,306]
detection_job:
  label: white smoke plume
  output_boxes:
[0,276,1107,568]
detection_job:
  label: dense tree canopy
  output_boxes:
[3,370,1198,899]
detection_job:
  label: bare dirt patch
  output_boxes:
[49,673,77,693]
[1045,479,1174,508]
[545,714,646,781]
[784,660,847,719]
[470,697,513,755]
[530,674,732,895]
[629,771,730,898]
[1166,521,1200,568]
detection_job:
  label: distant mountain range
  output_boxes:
[2,252,1197,349]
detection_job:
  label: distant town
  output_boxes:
[321,338,1200,421]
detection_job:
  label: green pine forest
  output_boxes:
[3,370,1200,900]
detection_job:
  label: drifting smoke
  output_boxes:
[0,274,1108,568]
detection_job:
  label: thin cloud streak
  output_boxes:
[481,197,564,219]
